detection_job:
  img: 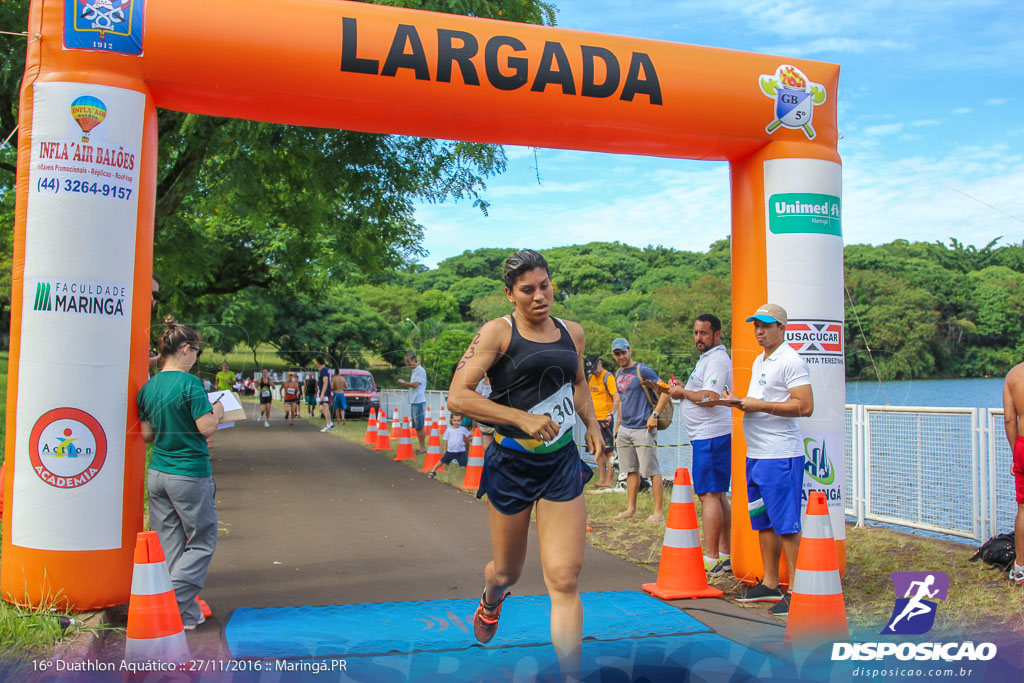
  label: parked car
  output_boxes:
[337,369,380,418]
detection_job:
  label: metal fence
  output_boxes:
[381,390,1013,543]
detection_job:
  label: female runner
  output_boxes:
[447,249,602,677]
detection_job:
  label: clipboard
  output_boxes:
[701,397,743,407]
[208,390,246,422]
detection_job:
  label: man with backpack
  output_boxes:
[585,355,620,489]
[611,337,671,523]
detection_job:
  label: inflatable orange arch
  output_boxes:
[4,0,845,608]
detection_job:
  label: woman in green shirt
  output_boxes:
[137,317,224,630]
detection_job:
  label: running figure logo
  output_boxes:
[882,571,949,635]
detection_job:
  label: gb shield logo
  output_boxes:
[759,65,827,140]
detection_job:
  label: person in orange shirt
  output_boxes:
[585,355,620,489]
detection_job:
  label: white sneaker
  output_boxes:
[183,614,206,631]
[1010,563,1024,585]
[320,424,335,432]
[264,421,270,428]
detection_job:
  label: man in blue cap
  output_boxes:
[722,303,813,618]
[611,337,671,522]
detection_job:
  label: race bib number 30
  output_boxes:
[528,383,576,446]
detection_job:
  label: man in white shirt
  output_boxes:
[666,314,733,576]
[398,352,428,453]
[723,303,813,618]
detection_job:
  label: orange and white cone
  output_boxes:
[390,408,401,439]
[374,414,391,451]
[421,423,443,473]
[425,405,433,430]
[125,531,190,664]
[395,425,415,461]
[785,491,848,644]
[461,428,484,490]
[642,468,724,600]
[439,404,448,431]
[364,408,377,445]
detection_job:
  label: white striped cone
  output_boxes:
[642,468,723,599]
[421,424,443,472]
[395,425,414,461]
[125,531,191,664]
[461,428,484,490]
[425,405,433,428]
[374,414,391,450]
[438,404,448,427]
[785,491,848,643]
[390,410,401,439]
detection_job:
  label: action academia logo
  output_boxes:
[758,64,827,140]
[28,408,108,489]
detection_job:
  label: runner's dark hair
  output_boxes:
[503,249,550,291]
[158,315,201,359]
[695,313,722,333]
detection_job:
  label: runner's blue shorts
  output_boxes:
[410,402,426,429]
[692,434,731,495]
[477,439,593,515]
[332,393,347,410]
[746,456,803,535]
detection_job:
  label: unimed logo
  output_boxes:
[33,281,52,311]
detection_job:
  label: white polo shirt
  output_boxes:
[742,343,811,460]
[680,344,732,441]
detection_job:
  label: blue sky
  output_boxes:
[414,0,1024,267]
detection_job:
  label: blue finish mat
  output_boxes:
[226,591,710,659]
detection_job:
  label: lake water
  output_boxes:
[845,377,1004,409]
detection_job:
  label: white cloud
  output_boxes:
[986,98,1007,106]
[911,120,942,127]
[952,107,973,115]
[765,37,908,57]
[863,123,905,137]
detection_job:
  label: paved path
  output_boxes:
[108,403,784,665]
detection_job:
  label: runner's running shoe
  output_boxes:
[1010,563,1024,584]
[473,590,510,644]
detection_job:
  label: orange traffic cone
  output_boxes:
[375,415,391,451]
[461,428,484,490]
[642,468,724,600]
[439,404,449,432]
[395,425,415,461]
[364,408,377,445]
[124,531,190,664]
[390,408,401,439]
[421,423,443,473]
[785,491,848,644]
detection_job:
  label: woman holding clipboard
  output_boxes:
[137,316,224,630]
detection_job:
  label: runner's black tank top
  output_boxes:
[487,315,578,440]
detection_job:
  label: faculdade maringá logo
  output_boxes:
[803,437,835,486]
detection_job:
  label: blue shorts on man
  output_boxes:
[746,456,803,536]
[691,433,731,495]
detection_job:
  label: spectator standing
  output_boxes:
[303,371,318,417]
[723,303,813,618]
[398,352,427,453]
[1004,363,1024,584]
[585,355,620,489]
[137,317,223,630]
[611,337,671,522]
[645,314,732,575]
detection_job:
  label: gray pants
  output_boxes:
[147,469,217,626]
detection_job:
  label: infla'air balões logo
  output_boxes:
[882,572,949,635]
[64,0,144,56]
[70,96,107,143]
[758,65,827,140]
[29,408,108,489]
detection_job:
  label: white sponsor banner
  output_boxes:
[13,81,144,550]
[764,157,845,541]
